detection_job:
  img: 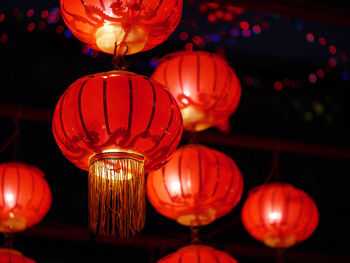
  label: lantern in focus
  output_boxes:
[241,183,319,248]
[152,51,241,131]
[0,249,35,263]
[52,70,183,237]
[60,0,183,55]
[147,144,243,226]
[157,245,238,263]
[0,162,52,233]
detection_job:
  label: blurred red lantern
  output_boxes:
[241,183,319,248]
[60,0,183,55]
[152,51,241,131]
[0,249,35,263]
[147,144,243,226]
[52,70,183,237]
[157,245,238,263]
[0,162,51,233]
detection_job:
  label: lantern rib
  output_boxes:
[99,0,106,10]
[26,169,36,211]
[161,166,175,202]
[145,90,175,153]
[144,81,157,135]
[282,189,291,226]
[127,76,134,134]
[196,54,201,93]
[15,165,21,209]
[197,147,203,193]
[211,56,218,92]
[163,63,170,90]
[210,150,220,197]
[154,0,165,13]
[37,176,47,214]
[78,79,94,143]
[178,147,186,198]
[292,194,304,230]
[1,165,6,208]
[103,78,111,135]
[257,189,269,232]
[178,56,185,94]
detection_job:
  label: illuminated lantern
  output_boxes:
[152,51,241,131]
[60,0,183,55]
[0,249,35,263]
[241,183,319,248]
[157,245,238,263]
[52,70,183,237]
[0,162,51,233]
[147,144,243,226]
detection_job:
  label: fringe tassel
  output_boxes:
[88,153,145,237]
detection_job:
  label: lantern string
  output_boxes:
[0,233,14,249]
[276,248,285,263]
[112,42,129,70]
[190,225,202,245]
[0,107,20,158]
[264,148,280,184]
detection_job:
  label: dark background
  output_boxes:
[1,0,350,262]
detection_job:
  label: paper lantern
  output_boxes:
[147,144,243,226]
[60,0,183,55]
[0,249,35,263]
[241,183,319,248]
[0,162,51,233]
[52,70,183,237]
[157,245,238,263]
[152,51,241,131]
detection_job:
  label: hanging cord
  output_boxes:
[190,225,202,245]
[0,106,20,159]
[0,233,14,249]
[111,42,129,70]
[276,248,285,263]
[264,148,280,184]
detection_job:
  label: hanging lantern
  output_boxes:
[0,249,35,263]
[0,162,52,233]
[157,245,238,263]
[60,0,183,55]
[147,144,243,226]
[241,183,319,248]
[52,70,183,237]
[152,51,241,131]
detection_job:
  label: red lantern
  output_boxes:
[157,245,238,263]
[52,70,183,237]
[241,183,319,248]
[0,249,35,263]
[152,51,241,131]
[147,144,243,226]
[0,162,51,233]
[60,0,183,55]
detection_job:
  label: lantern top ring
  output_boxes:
[89,152,145,166]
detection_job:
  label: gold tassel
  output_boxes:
[88,152,145,237]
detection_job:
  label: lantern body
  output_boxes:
[0,249,35,263]
[52,70,183,236]
[152,51,241,131]
[157,245,238,263]
[0,162,52,233]
[147,144,243,226]
[60,0,183,55]
[241,183,319,248]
